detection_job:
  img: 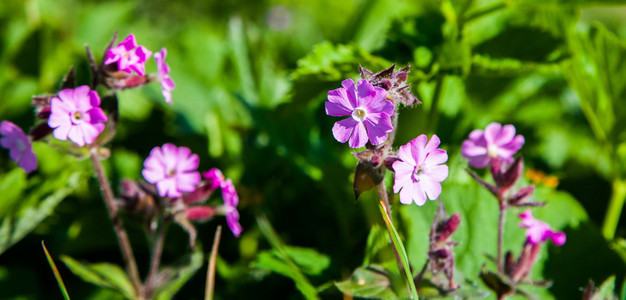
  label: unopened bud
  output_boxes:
[509,185,535,206]
[29,123,53,141]
[436,213,461,242]
[492,157,523,189]
[185,206,216,222]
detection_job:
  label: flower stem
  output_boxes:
[89,149,143,298]
[601,179,626,240]
[145,221,168,298]
[497,199,506,274]
[205,226,223,300]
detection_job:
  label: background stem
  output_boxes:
[205,226,223,300]
[145,221,168,298]
[601,179,626,240]
[497,198,506,274]
[89,149,143,298]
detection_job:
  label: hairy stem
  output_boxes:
[497,198,506,274]
[89,149,143,298]
[145,221,168,298]
[602,179,626,240]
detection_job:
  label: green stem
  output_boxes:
[377,200,420,299]
[428,76,444,133]
[601,179,626,240]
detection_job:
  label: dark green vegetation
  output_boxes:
[1,0,626,299]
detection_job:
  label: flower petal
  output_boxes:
[348,121,368,148]
[332,118,356,144]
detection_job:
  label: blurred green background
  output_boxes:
[1,0,626,299]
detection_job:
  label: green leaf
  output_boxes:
[593,276,618,300]
[334,266,397,299]
[60,256,134,299]
[155,248,204,300]
[363,224,390,266]
[255,215,321,300]
[0,172,82,255]
[471,54,559,77]
[284,246,330,276]
[42,241,70,300]
[229,16,259,106]
[0,168,27,218]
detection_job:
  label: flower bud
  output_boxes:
[491,157,523,189]
[185,206,216,222]
[508,185,535,206]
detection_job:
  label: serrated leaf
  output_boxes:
[60,256,134,299]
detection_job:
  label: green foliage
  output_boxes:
[42,241,71,300]
[61,256,135,299]
[153,249,204,300]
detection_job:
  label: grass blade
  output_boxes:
[42,241,70,300]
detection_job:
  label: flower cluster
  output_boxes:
[104,34,152,76]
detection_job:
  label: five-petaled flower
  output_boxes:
[220,178,242,237]
[48,86,108,147]
[153,48,175,104]
[0,121,37,173]
[105,34,152,76]
[142,143,201,198]
[518,210,565,246]
[393,134,449,206]
[461,122,525,168]
[325,79,394,148]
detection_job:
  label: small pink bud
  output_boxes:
[185,206,216,222]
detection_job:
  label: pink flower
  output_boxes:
[142,143,201,198]
[104,34,152,76]
[325,79,394,148]
[0,121,37,173]
[153,48,175,104]
[393,135,448,206]
[48,86,108,147]
[221,179,242,237]
[462,122,525,168]
[203,168,224,190]
[518,210,566,246]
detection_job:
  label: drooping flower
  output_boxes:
[142,143,201,198]
[325,79,394,148]
[104,34,152,76]
[518,210,565,246]
[221,179,242,237]
[393,134,449,206]
[153,48,175,104]
[462,122,525,168]
[0,121,37,173]
[48,86,108,147]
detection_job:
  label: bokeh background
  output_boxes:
[1,0,626,299]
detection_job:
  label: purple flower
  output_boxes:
[104,34,152,76]
[142,143,201,198]
[221,179,242,237]
[462,122,525,168]
[325,79,394,148]
[203,168,224,190]
[0,121,37,173]
[519,210,565,246]
[153,48,175,104]
[393,135,449,206]
[48,86,108,147]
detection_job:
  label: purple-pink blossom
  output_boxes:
[0,121,37,173]
[393,134,449,206]
[221,179,242,237]
[325,79,394,148]
[142,143,201,198]
[462,122,525,168]
[48,86,108,147]
[519,210,566,246]
[153,48,175,104]
[203,168,225,190]
[104,34,152,76]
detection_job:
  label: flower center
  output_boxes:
[15,139,26,152]
[414,165,424,180]
[71,111,84,124]
[167,169,176,177]
[487,144,499,158]
[352,107,367,122]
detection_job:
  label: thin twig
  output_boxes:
[205,226,223,300]
[145,220,168,298]
[89,149,143,298]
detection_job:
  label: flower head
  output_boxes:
[462,122,525,168]
[221,179,242,237]
[518,210,565,246]
[325,79,394,148]
[153,48,175,104]
[142,143,201,198]
[393,134,449,205]
[0,121,37,173]
[48,86,108,147]
[104,34,152,76]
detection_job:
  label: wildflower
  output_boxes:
[325,79,394,148]
[393,134,448,205]
[142,143,201,198]
[462,122,525,168]
[518,210,565,246]
[0,121,37,173]
[104,34,152,76]
[203,168,224,190]
[153,48,175,104]
[48,86,108,147]
[221,179,242,237]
